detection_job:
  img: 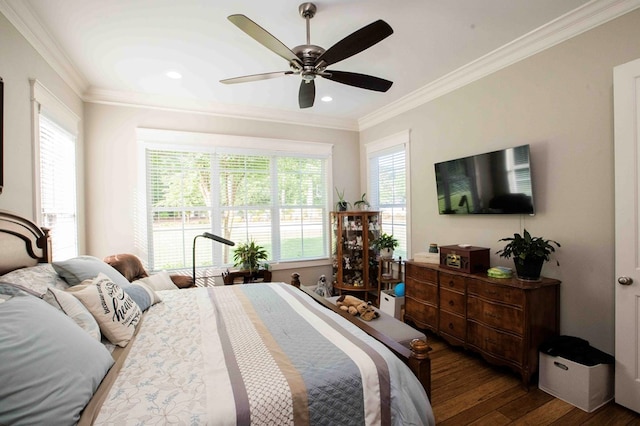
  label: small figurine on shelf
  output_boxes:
[352,271,364,286]
[344,256,351,270]
[314,275,332,297]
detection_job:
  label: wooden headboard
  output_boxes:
[0,210,51,275]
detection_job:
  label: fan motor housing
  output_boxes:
[293,44,325,68]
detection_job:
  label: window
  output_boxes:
[140,130,332,271]
[367,131,410,259]
[31,80,79,261]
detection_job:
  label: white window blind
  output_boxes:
[367,131,410,259]
[145,145,329,271]
[39,114,78,260]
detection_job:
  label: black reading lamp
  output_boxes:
[192,232,235,286]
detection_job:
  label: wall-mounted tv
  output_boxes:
[435,144,534,215]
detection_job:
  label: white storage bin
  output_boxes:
[538,352,613,412]
[380,290,404,320]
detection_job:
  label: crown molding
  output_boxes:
[4,0,638,132]
[358,0,640,131]
[0,0,88,96]
[84,88,359,131]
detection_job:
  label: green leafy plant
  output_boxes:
[496,229,560,266]
[353,193,370,210]
[233,240,268,272]
[372,233,399,251]
[335,187,351,211]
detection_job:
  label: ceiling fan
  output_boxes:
[220,2,394,109]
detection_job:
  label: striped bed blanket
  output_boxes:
[87,283,434,425]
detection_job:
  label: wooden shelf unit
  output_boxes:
[404,260,560,385]
[331,211,380,301]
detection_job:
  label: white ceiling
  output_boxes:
[4,0,634,129]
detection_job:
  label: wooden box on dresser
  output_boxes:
[404,261,560,386]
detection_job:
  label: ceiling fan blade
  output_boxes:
[228,14,300,65]
[316,20,393,67]
[299,80,315,108]
[323,70,393,92]
[220,71,294,84]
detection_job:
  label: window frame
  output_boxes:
[30,79,81,260]
[137,128,334,272]
[365,130,411,259]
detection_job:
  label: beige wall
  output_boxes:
[360,9,640,354]
[4,6,640,354]
[83,102,359,285]
[0,13,85,250]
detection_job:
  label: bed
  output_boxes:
[0,210,434,425]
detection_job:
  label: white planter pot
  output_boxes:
[380,248,394,259]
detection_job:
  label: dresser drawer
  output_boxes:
[406,263,438,282]
[439,272,466,293]
[467,321,524,365]
[440,288,465,315]
[439,310,465,340]
[405,298,437,329]
[467,297,524,335]
[406,278,437,303]
[467,279,525,306]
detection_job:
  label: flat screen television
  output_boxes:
[435,144,535,215]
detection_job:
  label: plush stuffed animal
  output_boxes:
[336,294,379,321]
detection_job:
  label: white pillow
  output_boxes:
[43,287,101,341]
[67,273,141,347]
[136,270,178,291]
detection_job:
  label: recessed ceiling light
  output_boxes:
[321,96,333,102]
[166,71,182,79]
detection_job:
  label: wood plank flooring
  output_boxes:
[426,332,640,425]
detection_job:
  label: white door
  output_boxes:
[614,57,640,414]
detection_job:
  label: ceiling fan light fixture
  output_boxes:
[321,95,332,102]
[166,71,182,79]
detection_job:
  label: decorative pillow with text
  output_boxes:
[67,273,141,347]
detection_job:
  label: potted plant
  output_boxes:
[335,187,351,211]
[372,233,399,258]
[496,229,560,281]
[353,193,370,210]
[233,239,268,273]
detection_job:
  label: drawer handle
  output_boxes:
[449,322,454,330]
[486,290,498,295]
[484,311,501,319]
[554,361,569,371]
[448,300,455,306]
[485,337,498,345]
[448,280,454,286]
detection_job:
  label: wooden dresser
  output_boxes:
[404,261,560,385]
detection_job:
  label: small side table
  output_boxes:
[222,269,272,285]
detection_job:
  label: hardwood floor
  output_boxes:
[426,332,640,425]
